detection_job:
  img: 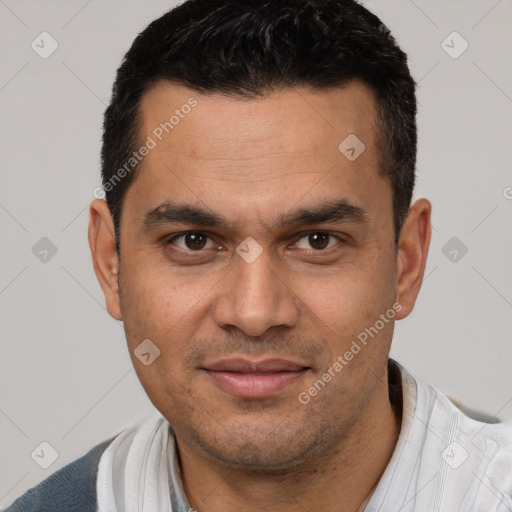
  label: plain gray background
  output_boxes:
[1,0,511,507]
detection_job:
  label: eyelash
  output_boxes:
[165,231,343,253]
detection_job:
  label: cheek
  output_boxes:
[293,257,396,368]
[119,260,215,358]
[118,268,203,406]
[302,261,393,321]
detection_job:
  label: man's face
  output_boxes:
[113,81,403,470]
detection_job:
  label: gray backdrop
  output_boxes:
[1,0,511,506]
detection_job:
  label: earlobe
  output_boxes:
[395,198,432,320]
[88,199,123,320]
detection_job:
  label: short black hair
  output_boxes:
[101,0,417,255]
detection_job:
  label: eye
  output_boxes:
[167,231,218,251]
[294,232,341,251]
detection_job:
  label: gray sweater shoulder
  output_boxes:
[3,435,117,512]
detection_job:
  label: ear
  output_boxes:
[88,199,122,320]
[395,198,432,320]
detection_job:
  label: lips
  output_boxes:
[202,358,310,399]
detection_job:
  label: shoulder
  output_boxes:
[376,363,512,511]
[3,435,117,512]
[415,372,512,507]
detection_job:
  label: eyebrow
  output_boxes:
[141,198,370,231]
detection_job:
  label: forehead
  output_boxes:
[123,80,390,234]
[137,80,378,165]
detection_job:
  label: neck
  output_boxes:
[177,371,401,512]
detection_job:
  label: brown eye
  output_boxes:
[184,232,207,250]
[168,232,214,251]
[295,232,341,251]
[309,233,329,249]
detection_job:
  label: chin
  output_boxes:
[185,418,341,475]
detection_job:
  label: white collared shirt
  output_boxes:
[366,360,512,511]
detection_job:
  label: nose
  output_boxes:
[212,247,300,338]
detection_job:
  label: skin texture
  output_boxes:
[89,80,431,512]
